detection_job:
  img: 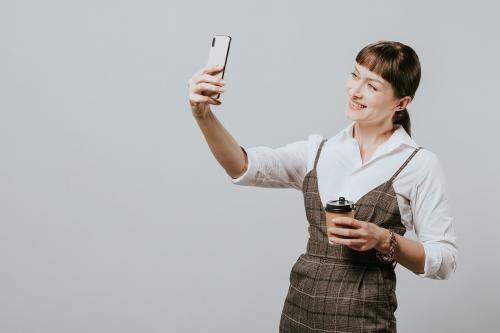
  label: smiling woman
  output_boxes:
[347,41,421,137]
[189,40,457,333]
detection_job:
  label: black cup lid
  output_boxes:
[325,197,355,213]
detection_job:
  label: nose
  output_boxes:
[348,80,363,99]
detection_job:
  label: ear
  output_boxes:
[395,96,412,111]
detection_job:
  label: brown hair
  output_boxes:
[355,41,421,136]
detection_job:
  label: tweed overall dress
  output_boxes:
[279,139,422,332]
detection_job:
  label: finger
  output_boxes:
[331,217,363,229]
[190,74,225,86]
[192,82,225,95]
[328,236,365,247]
[189,93,222,105]
[348,245,365,252]
[197,65,224,76]
[327,226,362,239]
[201,74,225,86]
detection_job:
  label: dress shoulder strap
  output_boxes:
[388,146,423,183]
[313,139,328,169]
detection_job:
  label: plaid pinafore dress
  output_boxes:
[279,139,422,332]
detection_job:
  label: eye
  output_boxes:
[368,84,377,91]
[350,72,358,79]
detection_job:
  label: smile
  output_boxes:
[350,100,366,110]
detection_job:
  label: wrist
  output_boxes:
[375,228,391,254]
[376,229,397,262]
[192,106,213,120]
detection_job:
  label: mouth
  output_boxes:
[349,100,367,110]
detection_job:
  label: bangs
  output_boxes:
[355,42,405,88]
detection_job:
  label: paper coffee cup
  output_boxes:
[325,197,355,240]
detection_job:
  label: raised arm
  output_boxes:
[188,65,248,179]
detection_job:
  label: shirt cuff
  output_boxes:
[416,242,456,280]
[230,145,259,185]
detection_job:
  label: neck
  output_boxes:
[352,120,396,149]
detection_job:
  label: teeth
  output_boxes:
[351,101,366,109]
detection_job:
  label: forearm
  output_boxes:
[193,108,247,178]
[376,230,425,274]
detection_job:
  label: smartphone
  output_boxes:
[206,35,231,99]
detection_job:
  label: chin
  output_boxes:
[345,106,365,121]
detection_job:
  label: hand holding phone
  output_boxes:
[188,35,231,117]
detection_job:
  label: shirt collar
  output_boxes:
[337,121,419,153]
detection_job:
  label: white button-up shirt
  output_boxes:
[230,122,458,280]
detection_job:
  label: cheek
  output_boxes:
[366,93,388,107]
[374,97,394,110]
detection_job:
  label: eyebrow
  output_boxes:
[354,65,385,86]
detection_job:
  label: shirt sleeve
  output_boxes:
[229,135,321,191]
[411,151,458,280]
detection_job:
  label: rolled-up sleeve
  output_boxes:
[229,135,319,191]
[411,152,458,280]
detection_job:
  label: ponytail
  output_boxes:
[393,108,411,137]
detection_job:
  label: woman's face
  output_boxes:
[345,63,408,126]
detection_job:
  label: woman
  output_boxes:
[188,40,458,332]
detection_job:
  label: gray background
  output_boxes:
[1,0,499,332]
